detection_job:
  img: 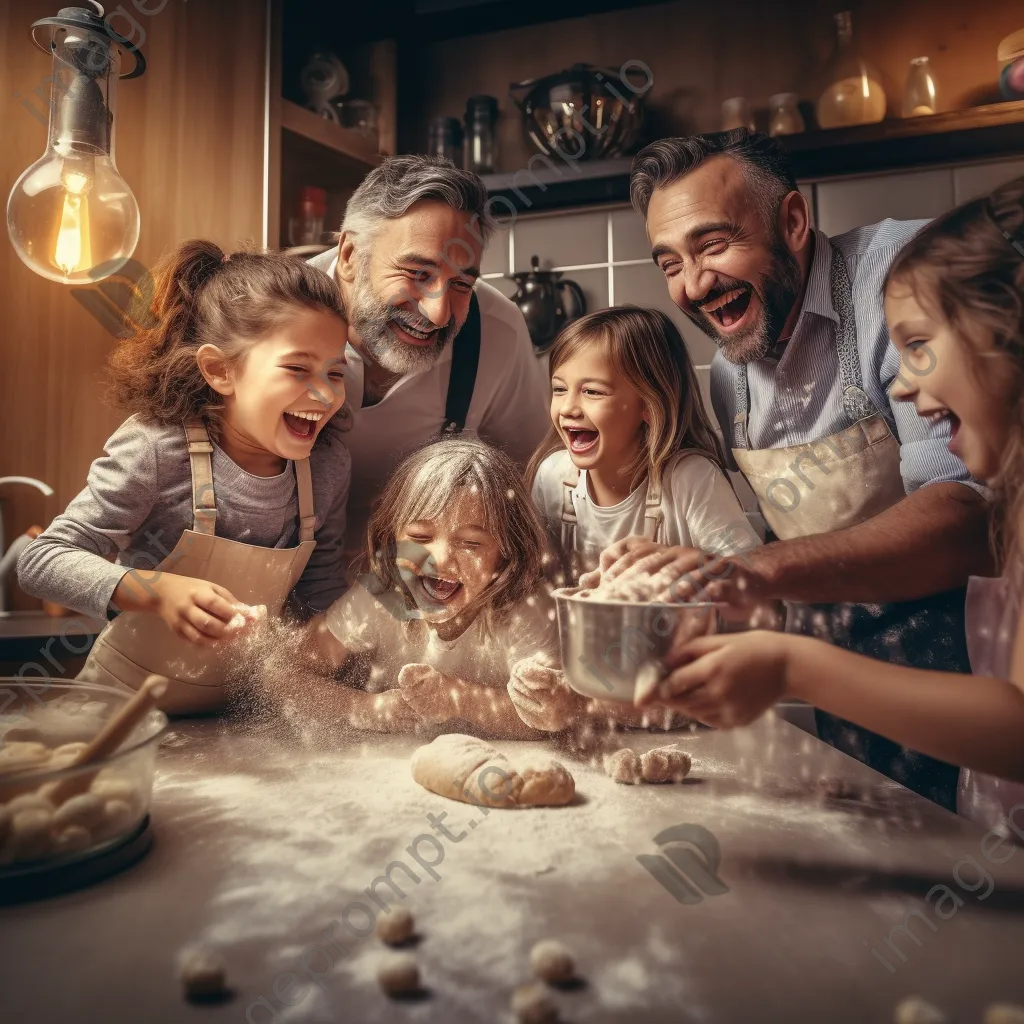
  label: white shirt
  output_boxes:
[308,251,550,568]
[532,450,762,576]
[324,581,558,692]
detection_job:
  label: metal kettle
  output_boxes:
[507,255,587,353]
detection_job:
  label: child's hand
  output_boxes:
[397,663,457,724]
[348,689,422,733]
[637,630,791,728]
[508,656,584,732]
[147,573,241,646]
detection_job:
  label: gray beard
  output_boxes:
[687,241,803,365]
[347,264,458,376]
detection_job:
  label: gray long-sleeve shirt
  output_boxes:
[17,414,351,620]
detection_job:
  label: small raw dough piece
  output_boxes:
[53,824,92,855]
[49,742,89,770]
[7,807,53,861]
[985,1006,1024,1024]
[5,792,55,815]
[376,953,420,995]
[375,907,415,946]
[511,982,559,1023]
[894,996,947,1023]
[529,939,575,984]
[53,793,106,830]
[410,734,574,808]
[91,777,141,811]
[604,748,642,785]
[0,741,51,775]
[641,745,692,783]
[178,944,228,1000]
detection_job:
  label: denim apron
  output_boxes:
[731,245,968,810]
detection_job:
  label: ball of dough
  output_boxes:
[511,982,559,1023]
[3,725,44,743]
[91,777,141,811]
[178,944,228,1000]
[7,807,53,861]
[603,748,642,785]
[96,798,136,840]
[985,1005,1024,1024]
[894,996,947,1023]
[376,953,420,995]
[53,793,106,830]
[529,939,575,984]
[0,741,51,775]
[5,792,54,815]
[48,742,89,770]
[375,907,415,946]
[640,746,692,784]
[53,824,92,856]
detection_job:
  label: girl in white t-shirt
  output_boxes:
[272,436,577,736]
[529,306,760,585]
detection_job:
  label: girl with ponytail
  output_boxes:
[18,239,352,714]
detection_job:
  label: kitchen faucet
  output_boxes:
[0,476,54,613]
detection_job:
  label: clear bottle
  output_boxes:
[721,97,755,132]
[816,11,887,129]
[463,95,499,174]
[902,56,939,117]
[768,93,806,136]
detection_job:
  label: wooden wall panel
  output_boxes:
[413,0,1024,172]
[0,0,268,609]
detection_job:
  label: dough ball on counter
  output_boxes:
[375,907,415,946]
[177,944,229,1001]
[985,1005,1024,1024]
[640,746,691,784]
[376,953,420,995]
[53,793,105,831]
[603,748,642,785]
[511,982,560,1022]
[529,939,575,984]
[53,824,92,856]
[0,741,51,775]
[894,996,947,1023]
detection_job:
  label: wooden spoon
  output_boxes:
[46,675,168,804]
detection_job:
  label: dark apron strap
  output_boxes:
[441,292,481,435]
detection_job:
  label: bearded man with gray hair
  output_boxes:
[309,156,548,569]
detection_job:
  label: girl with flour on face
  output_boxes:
[529,306,761,591]
[17,240,352,715]
[277,438,582,736]
[642,177,1024,833]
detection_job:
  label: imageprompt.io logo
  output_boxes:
[637,824,730,905]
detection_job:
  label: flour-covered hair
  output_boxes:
[341,155,494,250]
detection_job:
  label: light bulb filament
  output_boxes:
[55,189,92,277]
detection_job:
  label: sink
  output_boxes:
[0,610,105,666]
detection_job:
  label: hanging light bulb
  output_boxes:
[6,3,146,285]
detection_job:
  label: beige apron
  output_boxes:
[560,465,663,581]
[77,419,317,716]
[729,242,966,810]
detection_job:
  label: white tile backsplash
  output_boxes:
[814,168,954,237]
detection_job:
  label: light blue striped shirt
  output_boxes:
[710,221,981,496]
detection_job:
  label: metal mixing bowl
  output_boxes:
[554,587,721,703]
[509,63,649,162]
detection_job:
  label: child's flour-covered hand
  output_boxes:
[348,688,422,733]
[508,656,583,732]
[397,663,457,724]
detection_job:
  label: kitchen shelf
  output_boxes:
[280,99,382,169]
[484,101,1024,212]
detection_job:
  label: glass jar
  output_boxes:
[768,93,806,136]
[721,97,755,132]
[902,56,939,117]
[817,11,887,129]
[463,95,499,174]
[428,117,463,164]
[288,186,326,248]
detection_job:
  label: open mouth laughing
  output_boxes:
[564,427,599,455]
[390,315,444,347]
[283,408,325,441]
[921,406,961,449]
[419,574,463,604]
[698,285,754,331]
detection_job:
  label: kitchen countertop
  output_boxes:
[1,713,1022,1022]
[0,610,104,665]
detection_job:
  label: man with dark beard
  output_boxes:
[308,156,548,569]
[596,130,994,810]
